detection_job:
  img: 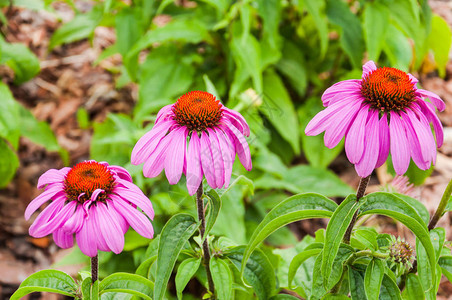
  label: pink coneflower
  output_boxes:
[132,91,251,195]
[25,161,154,257]
[305,61,445,177]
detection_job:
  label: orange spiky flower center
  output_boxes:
[64,161,115,203]
[361,67,415,111]
[172,91,223,132]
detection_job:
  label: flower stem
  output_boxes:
[428,179,452,231]
[196,183,215,295]
[343,175,371,244]
[91,254,98,283]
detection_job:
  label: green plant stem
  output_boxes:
[343,175,371,244]
[91,254,98,283]
[196,183,215,295]
[428,178,452,230]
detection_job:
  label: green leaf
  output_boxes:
[328,244,354,289]
[92,280,99,300]
[359,193,436,290]
[205,189,221,238]
[0,40,40,84]
[256,0,281,50]
[99,273,154,300]
[0,138,19,188]
[326,0,364,68]
[310,252,327,299]
[276,40,308,97]
[379,274,402,300]
[351,228,378,251]
[269,295,300,300]
[363,2,389,61]
[383,23,412,71]
[135,255,157,279]
[261,70,299,153]
[226,246,276,300]
[348,266,366,300]
[176,257,201,300]
[288,248,322,288]
[402,274,425,300]
[428,14,452,77]
[81,277,91,300]
[154,214,199,300]
[10,270,77,300]
[242,193,337,276]
[300,0,328,57]
[49,9,102,50]
[393,193,429,226]
[322,194,360,289]
[364,258,384,300]
[439,256,452,283]
[210,257,233,300]
[123,229,152,251]
[0,82,20,148]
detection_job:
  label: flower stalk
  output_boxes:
[343,175,371,244]
[428,178,452,230]
[196,183,215,295]
[91,254,98,283]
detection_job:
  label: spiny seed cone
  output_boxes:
[389,237,415,268]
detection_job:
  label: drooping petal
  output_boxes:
[323,100,362,148]
[221,120,252,171]
[37,168,70,189]
[91,189,105,202]
[164,126,187,184]
[108,165,133,182]
[417,100,444,148]
[30,201,76,238]
[389,112,410,175]
[408,73,418,85]
[355,111,380,177]
[322,79,361,106]
[375,113,390,168]
[76,218,98,257]
[406,109,435,165]
[403,112,430,170]
[28,197,65,235]
[107,199,129,234]
[88,204,109,252]
[96,202,124,254]
[155,104,174,124]
[223,107,250,136]
[114,187,154,220]
[25,185,65,220]
[416,89,446,112]
[53,228,74,249]
[207,128,225,188]
[112,199,154,239]
[142,132,173,178]
[362,61,377,78]
[62,205,85,234]
[186,131,202,195]
[345,105,369,164]
[200,131,216,188]
[216,128,234,188]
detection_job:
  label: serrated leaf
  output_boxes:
[288,248,322,288]
[242,193,337,276]
[205,189,221,238]
[99,273,153,300]
[10,270,77,300]
[154,214,199,300]
[363,2,389,61]
[226,246,276,300]
[210,257,233,300]
[322,194,360,289]
[364,258,384,300]
[176,257,201,300]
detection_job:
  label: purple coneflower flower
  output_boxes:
[25,161,154,257]
[131,91,252,195]
[305,61,445,177]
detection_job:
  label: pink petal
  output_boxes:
[223,107,250,136]
[37,168,70,189]
[164,127,187,184]
[362,61,377,78]
[25,184,65,220]
[113,188,154,220]
[216,129,235,188]
[403,112,430,170]
[91,189,105,201]
[53,228,74,249]
[355,111,380,177]
[416,89,446,112]
[76,218,98,257]
[389,112,410,175]
[221,120,252,171]
[131,120,174,165]
[88,205,109,252]
[324,100,362,148]
[30,201,76,238]
[408,73,418,85]
[322,79,361,106]
[207,128,225,188]
[106,199,129,234]
[142,133,173,178]
[417,100,444,148]
[96,203,124,254]
[186,131,203,195]
[406,109,435,164]
[345,105,370,163]
[28,197,65,235]
[200,131,217,188]
[155,104,175,124]
[112,199,154,239]
[376,113,390,168]
[62,205,85,234]
[108,165,132,182]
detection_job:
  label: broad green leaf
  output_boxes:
[261,70,299,153]
[49,9,102,50]
[326,0,364,68]
[0,40,40,84]
[0,139,19,188]
[364,258,384,300]
[393,193,429,226]
[323,294,350,300]
[359,193,436,290]
[328,244,355,289]
[351,228,378,251]
[99,273,154,300]
[176,257,201,300]
[276,40,308,97]
[154,214,199,300]
[203,74,220,99]
[403,160,434,186]
[242,193,337,276]
[0,82,19,148]
[135,255,157,279]
[300,0,328,57]
[428,14,452,77]
[81,277,91,300]
[363,2,389,61]
[128,17,211,58]
[348,266,366,300]
[205,189,221,238]
[379,274,402,300]
[288,248,322,288]
[383,23,412,71]
[322,194,359,288]
[430,227,446,260]
[269,295,300,300]
[210,257,233,300]
[402,274,425,300]
[226,246,276,300]
[10,270,77,300]
[92,280,99,300]
[123,229,152,251]
[439,256,452,283]
[310,252,327,299]
[256,0,281,50]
